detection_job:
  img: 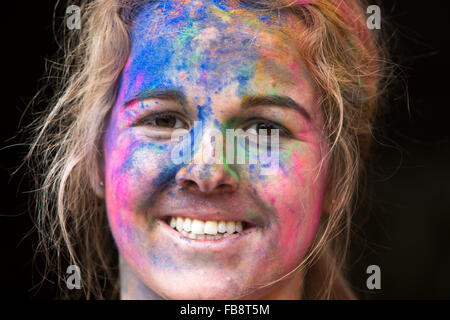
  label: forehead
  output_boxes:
[131,0,288,44]
[119,0,306,104]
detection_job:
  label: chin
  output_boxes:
[147,276,266,300]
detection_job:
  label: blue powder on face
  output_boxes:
[197,101,213,122]
[113,0,287,185]
[213,118,224,132]
[118,0,266,108]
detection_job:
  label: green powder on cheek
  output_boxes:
[280,141,303,164]
[146,215,159,231]
[246,209,256,218]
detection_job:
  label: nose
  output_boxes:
[175,126,239,194]
[176,163,239,194]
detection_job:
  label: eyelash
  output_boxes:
[135,111,190,129]
[243,118,291,137]
[134,113,291,136]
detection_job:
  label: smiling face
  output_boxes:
[103,0,329,299]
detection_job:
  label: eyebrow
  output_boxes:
[241,94,312,121]
[123,88,187,108]
[124,88,311,121]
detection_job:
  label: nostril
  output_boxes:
[217,183,234,192]
[179,179,199,191]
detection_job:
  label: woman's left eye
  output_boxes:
[244,121,288,136]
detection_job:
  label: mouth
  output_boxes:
[162,216,255,241]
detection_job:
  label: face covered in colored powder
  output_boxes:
[103,0,329,299]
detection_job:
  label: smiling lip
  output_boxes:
[152,209,260,248]
[158,211,257,227]
[157,218,257,250]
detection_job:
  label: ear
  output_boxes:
[90,149,106,199]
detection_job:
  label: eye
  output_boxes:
[138,113,188,129]
[244,120,289,137]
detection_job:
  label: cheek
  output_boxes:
[106,134,159,204]
[250,144,325,264]
[104,130,175,246]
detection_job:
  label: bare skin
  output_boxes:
[103,0,328,300]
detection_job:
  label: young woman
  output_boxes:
[28,0,388,299]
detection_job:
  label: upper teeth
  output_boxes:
[169,217,244,236]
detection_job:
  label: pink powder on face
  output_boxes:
[104,0,328,299]
[134,73,144,93]
[200,70,208,84]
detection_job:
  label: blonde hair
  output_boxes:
[26,0,389,299]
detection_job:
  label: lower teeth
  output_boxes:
[179,230,235,240]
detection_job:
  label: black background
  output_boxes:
[1,1,449,299]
